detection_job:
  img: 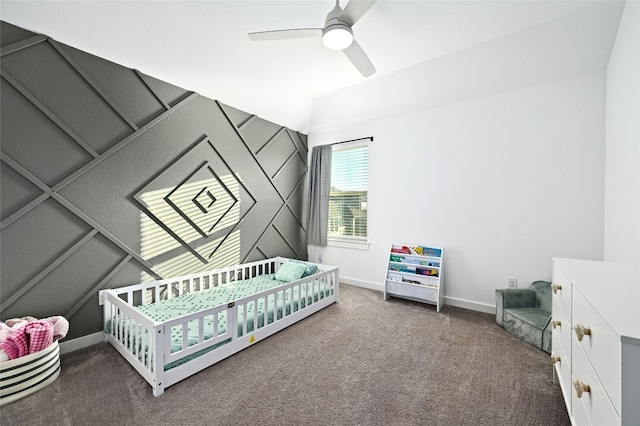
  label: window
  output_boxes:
[328,144,368,241]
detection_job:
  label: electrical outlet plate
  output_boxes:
[507,277,517,288]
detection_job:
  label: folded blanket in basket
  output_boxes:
[45,316,69,341]
[0,321,54,360]
[0,328,29,360]
[25,321,54,353]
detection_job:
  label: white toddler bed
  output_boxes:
[99,257,338,396]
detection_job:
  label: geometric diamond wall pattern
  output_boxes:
[0,20,308,341]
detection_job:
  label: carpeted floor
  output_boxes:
[0,284,570,426]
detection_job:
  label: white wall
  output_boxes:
[309,72,606,312]
[604,0,640,265]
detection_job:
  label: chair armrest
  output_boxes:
[495,289,537,326]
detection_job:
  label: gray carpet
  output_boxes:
[1,284,570,426]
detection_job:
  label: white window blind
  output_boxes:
[328,144,368,240]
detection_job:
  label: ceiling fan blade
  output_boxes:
[339,0,377,26]
[249,28,322,41]
[343,39,376,77]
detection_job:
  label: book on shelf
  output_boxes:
[416,267,439,277]
[389,265,418,274]
[391,245,442,258]
[423,247,442,257]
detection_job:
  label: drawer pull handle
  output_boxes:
[574,324,591,341]
[552,284,562,294]
[551,354,561,364]
[573,379,591,398]
[552,320,561,329]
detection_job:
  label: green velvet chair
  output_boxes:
[495,281,552,353]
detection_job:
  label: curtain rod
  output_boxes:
[331,136,373,145]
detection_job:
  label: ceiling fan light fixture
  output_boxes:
[322,24,353,50]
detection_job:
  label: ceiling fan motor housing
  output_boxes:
[322,4,353,50]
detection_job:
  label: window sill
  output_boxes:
[327,238,370,251]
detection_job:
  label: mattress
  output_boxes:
[106,274,331,370]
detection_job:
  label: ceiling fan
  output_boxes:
[248,0,377,77]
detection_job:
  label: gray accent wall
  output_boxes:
[0,21,309,340]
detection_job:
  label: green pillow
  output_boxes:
[275,261,307,282]
[290,260,319,277]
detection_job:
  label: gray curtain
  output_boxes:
[307,144,332,246]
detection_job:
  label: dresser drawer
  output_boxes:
[571,393,590,426]
[552,296,572,359]
[573,287,622,413]
[572,341,620,426]
[552,260,572,318]
[552,330,571,415]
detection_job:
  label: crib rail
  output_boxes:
[100,258,279,308]
[162,303,233,365]
[101,290,159,385]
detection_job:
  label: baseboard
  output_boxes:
[59,331,104,355]
[341,277,496,315]
[339,276,384,292]
[443,296,496,314]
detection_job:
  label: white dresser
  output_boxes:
[551,258,640,425]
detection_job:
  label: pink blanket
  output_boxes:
[25,321,54,353]
[45,316,69,341]
[0,329,29,360]
[0,321,54,360]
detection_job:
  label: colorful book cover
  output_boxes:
[416,267,439,277]
[423,247,442,257]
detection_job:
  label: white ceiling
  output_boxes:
[0,0,626,134]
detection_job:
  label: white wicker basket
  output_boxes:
[0,340,61,406]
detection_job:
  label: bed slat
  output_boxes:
[181,323,188,350]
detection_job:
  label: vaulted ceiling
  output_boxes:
[0,1,626,133]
